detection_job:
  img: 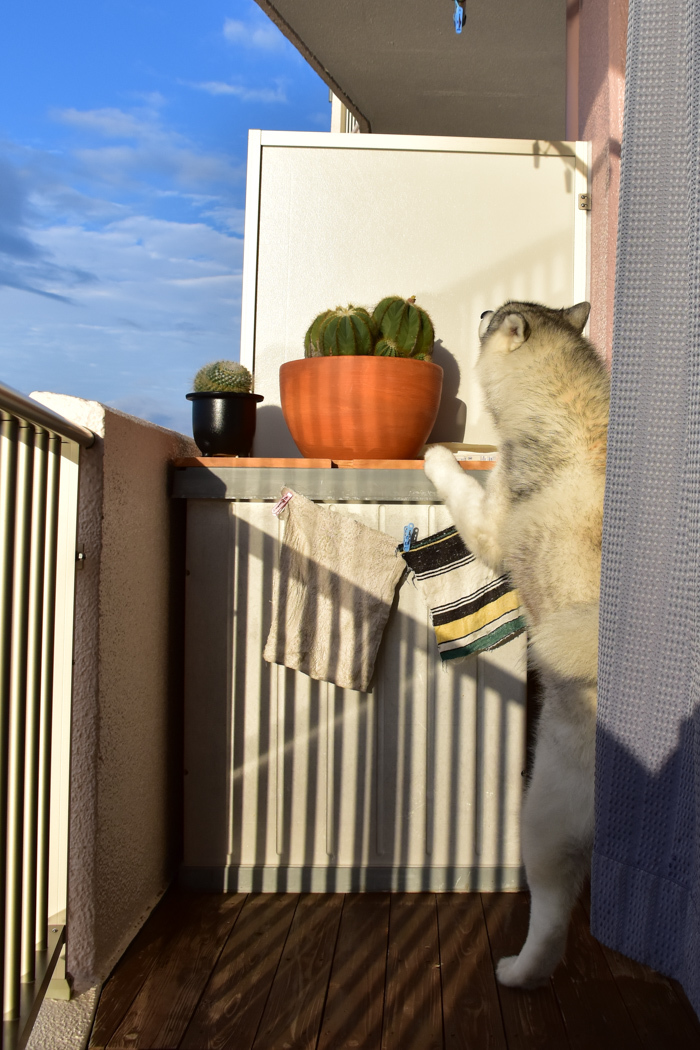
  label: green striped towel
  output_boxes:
[400,526,526,660]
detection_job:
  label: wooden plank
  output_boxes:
[179,893,299,1050]
[105,893,246,1049]
[601,945,700,1048]
[89,889,189,1049]
[481,892,571,1050]
[317,894,390,1050]
[252,893,344,1050]
[580,883,700,1045]
[174,456,495,471]
[437,893,507,1050]
[381,893,443,1050]
[550,902,642,1050]
[335,459,495,470]
[174,457,334,468]
[588,929,700,1048]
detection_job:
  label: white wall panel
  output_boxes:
[241,132,588,456]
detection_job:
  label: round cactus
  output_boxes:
[312,305,379,357]
[304,309,334,357]
[193,361,253,393]
[372,296,435,359]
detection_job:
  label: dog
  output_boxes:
[424,300,609,987]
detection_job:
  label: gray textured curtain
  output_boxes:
[591,0,700,1016]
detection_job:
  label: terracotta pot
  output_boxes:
[279,356,443,460]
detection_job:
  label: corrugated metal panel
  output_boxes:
[183,498,526,892]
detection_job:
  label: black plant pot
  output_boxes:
[186,391,264,456]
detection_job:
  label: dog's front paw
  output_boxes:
[424,445,461,493]
[496,954,549,989]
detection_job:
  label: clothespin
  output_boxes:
[403,524,418,551]
[272,491,294,516]
[453,0,465,33]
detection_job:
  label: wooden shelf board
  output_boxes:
[174,457,495,471]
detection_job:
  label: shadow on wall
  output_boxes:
[427,340,465,444]
[189,512,526,895]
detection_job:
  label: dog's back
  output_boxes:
[476,301,609,679]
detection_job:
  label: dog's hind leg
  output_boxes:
[496,699,595,988]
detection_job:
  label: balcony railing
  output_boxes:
[0,381,93,1050]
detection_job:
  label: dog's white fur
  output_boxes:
[425,300,609,987]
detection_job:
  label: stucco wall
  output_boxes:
[31,393,196,991]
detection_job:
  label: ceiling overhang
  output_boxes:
[255,0,566,140]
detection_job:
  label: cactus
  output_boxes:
[304,309,334,357]
[193,361,253,393]
[372,296,435,359]
[309,305,379,357]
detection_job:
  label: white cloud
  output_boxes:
[202,205,245,235]
[189,80,287,103]
[50,103,244,192]
[0,211,243,434]
[53,107,154,140]
[223,16,285,50]
[1,99,247,430]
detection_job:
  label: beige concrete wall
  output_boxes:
[31,393,196,992]
[570,0,628,362]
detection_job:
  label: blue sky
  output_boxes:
[0,0,329,432]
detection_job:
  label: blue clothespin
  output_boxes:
[454,0,464,33]
[403,524,418,551]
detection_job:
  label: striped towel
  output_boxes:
[400,526,526,660]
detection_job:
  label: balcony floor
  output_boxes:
[88,887,700,1050]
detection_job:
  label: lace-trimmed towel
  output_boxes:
[400,525,525,660]
[263,489,405,692]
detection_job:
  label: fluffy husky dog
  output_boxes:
[424,300,609,988]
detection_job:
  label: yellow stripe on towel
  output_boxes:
[434,590,521,644]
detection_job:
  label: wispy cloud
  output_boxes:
[0,155,98,301]
[223,16,285,50]
[49,103,244,192]
[53,107,155,140]
[188,79,287,103]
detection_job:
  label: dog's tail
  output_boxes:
[529,603,599,681]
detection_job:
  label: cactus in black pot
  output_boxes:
[187,360,263,456]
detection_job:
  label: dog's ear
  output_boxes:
[478,310,494,340]
[491,312,530,352]
[562,302,590,333]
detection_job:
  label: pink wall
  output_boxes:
[568,0,628,363]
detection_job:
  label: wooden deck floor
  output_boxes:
[88,888,700,1050]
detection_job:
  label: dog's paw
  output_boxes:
[496,954,549,989]
[424,445,460,491]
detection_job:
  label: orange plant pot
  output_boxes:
[279,356,443,460]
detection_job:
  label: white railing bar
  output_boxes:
[0,382,93,449]
[0,416,17,1029]
[21,431,49,981]
[0,408,76,1048]
[5,426,34,1018]
[35,438,61,950]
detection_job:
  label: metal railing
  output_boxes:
[0,381,92,1049]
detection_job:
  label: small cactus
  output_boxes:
[372,296,435,359]
[308,305,379,356]
[193,361,253,393]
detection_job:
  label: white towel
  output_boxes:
[263,489,405,691]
